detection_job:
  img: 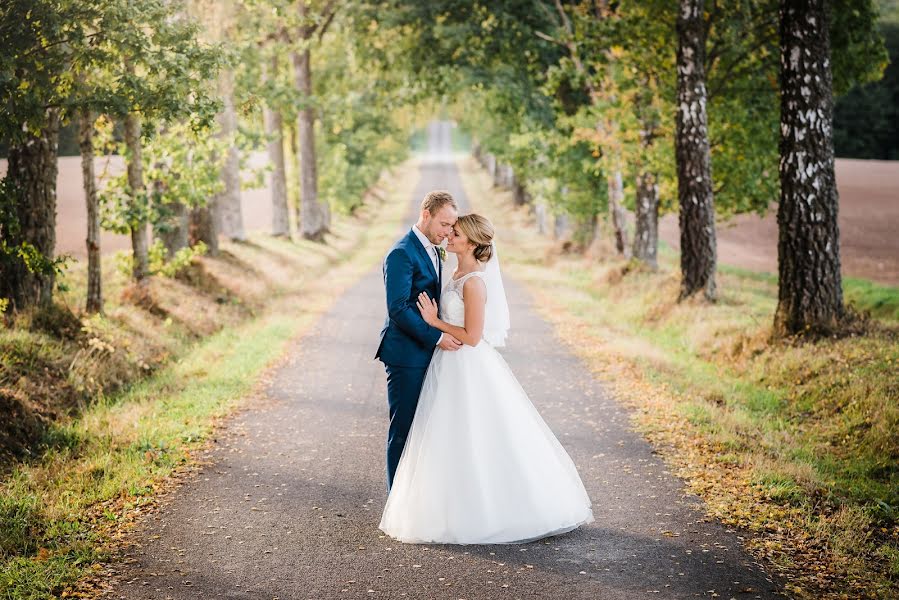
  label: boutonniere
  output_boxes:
[436,246,446,262]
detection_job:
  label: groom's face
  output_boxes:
[423,205,458,245]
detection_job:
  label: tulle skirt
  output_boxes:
[379,341,594,544]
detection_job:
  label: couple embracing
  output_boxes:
[374,190,593,545]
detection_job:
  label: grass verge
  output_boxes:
[0,158,417,599]
[459,155,899,600]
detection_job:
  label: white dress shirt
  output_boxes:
[412,224,440,276]
[411,225,443,346]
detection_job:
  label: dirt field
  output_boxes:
[1,155,897,286]
[0,153,274,260]
[659,159,899,286]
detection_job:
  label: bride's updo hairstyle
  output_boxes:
[455,214,495,262]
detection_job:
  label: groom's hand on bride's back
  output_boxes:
[438,334,463,351]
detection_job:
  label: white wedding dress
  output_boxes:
[379,271,594,544]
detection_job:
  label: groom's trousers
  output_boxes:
[384,364,428,492]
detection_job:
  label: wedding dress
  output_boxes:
[379,270,594,544]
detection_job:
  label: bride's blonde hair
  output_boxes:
[455,214,495,262]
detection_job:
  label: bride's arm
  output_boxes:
[416,278,486,347]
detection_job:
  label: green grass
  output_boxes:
[1,312,301,596]
[844,276,899,322]
[668,241,899,324]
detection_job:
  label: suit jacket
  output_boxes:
[375,228,443,367]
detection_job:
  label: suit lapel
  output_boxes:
[408,229,438,279]
[407,228,440,300]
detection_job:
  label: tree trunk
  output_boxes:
[633,78,661,269]
[512,179,529,206]
[293,14,327,241]
[675,0,717,301]
[574,212,600,250]
[632,171,660,269]
[607,171,629,256]
[79,109,102,313]
[123,112,150,283]
[774,0,844,335]
[288,125,301,232]
[215,70,246,242]
[553,212,570,240]
[485,154,497,185]
[500,164,514,188]
[155,200,189,257]
[189,202,218,256]
[535,202,548,235]
[265,56,290,238]
[0,110,60,311]
[493,162,505,188]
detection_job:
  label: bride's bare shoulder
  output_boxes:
[461,273,487,297]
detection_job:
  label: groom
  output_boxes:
[375,190,463,491]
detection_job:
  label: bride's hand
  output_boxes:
[416,292,439,326]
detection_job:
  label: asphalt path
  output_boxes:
[107,122,783,600]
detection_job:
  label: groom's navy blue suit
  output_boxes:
[375,228,443,491]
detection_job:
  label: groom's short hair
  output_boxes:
[421,190,457,215]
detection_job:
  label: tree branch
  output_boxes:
[708,36,776,99]
[553,0,574,36]
[534,30,565,46]
[317,3,339,42]
[18,31,104,60]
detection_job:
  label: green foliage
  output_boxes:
[0,0,223,141]
[90,0,223,126]
[834,21,899,159]
[1,0,223,306]
[113,240,208,280]
[312,8,419,213]
[96,118,226,234]
[367,0,887,231]
[149,240,208,278]
[0,0,92,143]
[831,0,891,95]
[227,1,416,218]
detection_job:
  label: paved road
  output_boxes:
[108,123,783,600]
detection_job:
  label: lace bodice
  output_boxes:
[440,271,487,327]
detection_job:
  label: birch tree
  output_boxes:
[774,0,843,335]
[675,0,717,301]
[79,106,103,313]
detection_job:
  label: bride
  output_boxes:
[378,213,594,544]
